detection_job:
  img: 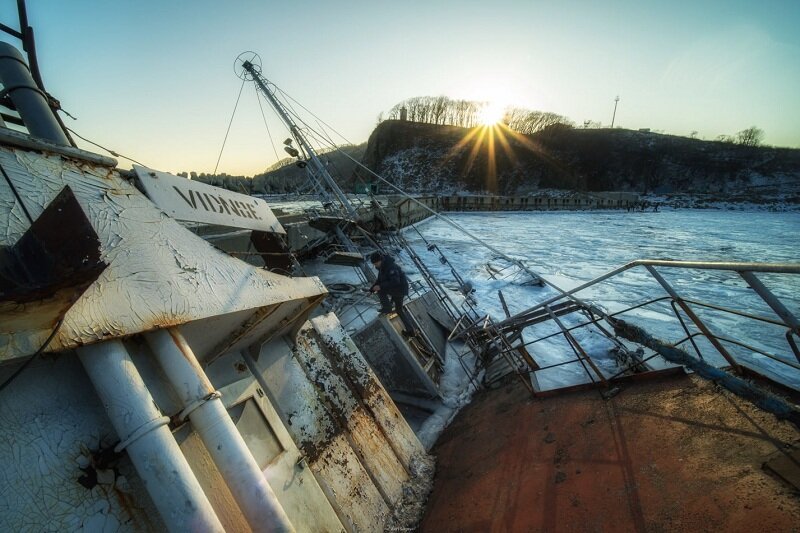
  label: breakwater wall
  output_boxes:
[437,191,639,212]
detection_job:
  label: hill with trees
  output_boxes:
[358,120,800,198]
[175,93,797,203]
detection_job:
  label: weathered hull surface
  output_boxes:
[0,133,432,531]
[422,373,800,532]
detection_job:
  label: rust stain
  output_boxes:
[206,304,280,364]
[167,327,214,393]
[422,373,800,532]
[110,484,156,531]
[0,286,80,332]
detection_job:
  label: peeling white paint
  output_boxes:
[294,325,409,505]
[246,314,432,532]
[249,337,390,531]
[0,146,327,361]
[0,355,163,532]
[0,142,432,532]
[309,314,424,470]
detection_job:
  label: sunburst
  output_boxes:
[441,120,572,193]
[477,102,505,126]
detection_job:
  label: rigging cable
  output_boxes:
[260,81,647,389]
[255,90,281,162]
[274,83,352,146]
[261,82,506,253]
[213,77,247,174]
[275,86,305,124]
[0,318,64,393]
[271,91,549,306]
[66,127,148,167]
[265,85,504,357]
[261,80,577,312]
[297,117,540,276]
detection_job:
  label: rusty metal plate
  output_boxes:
[422,374,800,532]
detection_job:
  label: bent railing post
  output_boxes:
[644,265,742,372]
[482,259,800,393]
[545,305,607,385]
[738,270,800,364]
[669,300,704,361]
[738,271,800,333]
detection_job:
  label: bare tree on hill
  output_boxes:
[736,126,764,147]
[388,96,572,133]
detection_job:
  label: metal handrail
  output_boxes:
[475,259,800,389]
[673,332,800,372]
[493,260,800,331]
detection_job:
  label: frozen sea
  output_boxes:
[401,209,800,390]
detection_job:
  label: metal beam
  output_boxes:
[241,61,358,220]
[645,265,741,372]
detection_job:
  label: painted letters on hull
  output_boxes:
[134,166,284,233]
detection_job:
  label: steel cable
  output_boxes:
[213,77,247,174]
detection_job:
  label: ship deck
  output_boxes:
[421,372,800,532]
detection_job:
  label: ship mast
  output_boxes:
[236,53,375,282]
[238,56,358,220]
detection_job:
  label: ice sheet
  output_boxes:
[401,209,800,389]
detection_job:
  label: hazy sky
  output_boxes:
[2,0,799,176]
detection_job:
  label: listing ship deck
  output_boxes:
[422,372,800,532]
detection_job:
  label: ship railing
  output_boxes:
[473,260,800,393]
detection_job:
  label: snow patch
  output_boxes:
[416,344,480,450]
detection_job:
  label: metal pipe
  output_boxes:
[242,62,357,220]
[493,259,800,332]
[645,265,741,371]
[682,297,785,327]
[739,271,800,333]
[145,328,295,533]
[631,259,800,274]
[0,42,69,145]
[77,340,224,533]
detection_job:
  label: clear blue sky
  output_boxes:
[2,0,798,176]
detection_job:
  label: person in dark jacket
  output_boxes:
[370,252,415,335]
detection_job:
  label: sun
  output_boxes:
[478,101,506,126]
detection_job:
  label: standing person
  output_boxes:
[369,252,415,336]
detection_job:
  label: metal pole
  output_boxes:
[738,271,800,333]
[241,61,358,220]
[241,60,377,282]
[644,265,741,371]
[145,328,295,533]
[611,95,619,128]
[77,340,224,533]
[0,42,69,145]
